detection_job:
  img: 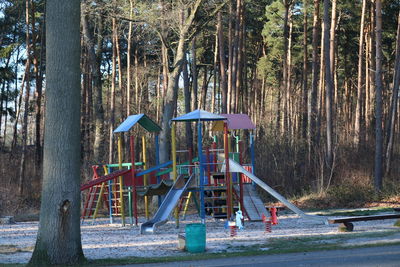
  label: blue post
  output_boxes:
[250,133,256,188]
[155,134,161,207]
[198,121,205,223]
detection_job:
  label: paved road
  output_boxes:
[112,245,400,267]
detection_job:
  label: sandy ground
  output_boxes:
[1,212,400,264]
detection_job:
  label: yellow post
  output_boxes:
[92,182,105,220]
[182,191,192,218]
[142,135,149,219]
[118,136,125,226]
[171,123,179,227]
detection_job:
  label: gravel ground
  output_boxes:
[1,213,399,264]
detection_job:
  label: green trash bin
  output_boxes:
[185,223,206,253]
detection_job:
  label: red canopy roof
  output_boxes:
[211,114,256,131]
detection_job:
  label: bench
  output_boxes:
[328,214,400,231]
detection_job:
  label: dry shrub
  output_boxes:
[0,149,41,216]
[253,128,400,209]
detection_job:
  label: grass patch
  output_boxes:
[80,230,400,266]
[316,207,395,217]
[1,230,399,266]
[0,244,33,254]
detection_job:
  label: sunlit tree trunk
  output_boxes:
[354,0,367,147]
[324,0,334,171]
[308,0,320,162]
[29,0,84,264]
[19,0,32,195]
[191,38,198,111]
[109,18,117,163]
[374,0,383,191]
[217,11,228,113]
[127,0,134,116]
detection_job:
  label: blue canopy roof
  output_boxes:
[114,114,162,133]
[171,109,227,122]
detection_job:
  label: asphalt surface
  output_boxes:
[111,244,400,267]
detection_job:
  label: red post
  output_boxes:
[212,141,217,185]
[224,122,232,220]
[270,207,278,225]
[238,140,244,213]
[212,141,217,172]
[130,136,138,225]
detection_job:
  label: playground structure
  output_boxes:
[80,109,326,233]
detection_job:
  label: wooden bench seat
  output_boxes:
[328,214,400,231]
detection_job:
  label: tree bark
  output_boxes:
[282,0,292,134]
[159,0,204,163]
[307,0,320,162]
[384,11,400,176]
[302,0,308,140]
[31,0,44,166]
[183,57,193,151]
[109,18,117,163]
[217,11,228,113]
[354,0,367,146]
[374,0,383,191]
[18,0,32,195]
[191,37,198,111]
[29,0,84,265]
[127,0,134,116]
[324,0,334,171]
[82,10,104,163]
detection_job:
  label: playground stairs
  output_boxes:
[81,167,111,221]
[108,180,124,217]
[203,185,241,219]
[209,172,225,185]
[82,182,115,221]
[234,183,268,221]
[82,166,127,222]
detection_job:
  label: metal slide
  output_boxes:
[140,173,195,234]
[234,184,269,221]
[224,159,327,224]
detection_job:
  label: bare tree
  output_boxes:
[354,0,367,146]
[307,0,320,162]
[374,0,383,191]
[323,0,334,171]
[384,11,400,176]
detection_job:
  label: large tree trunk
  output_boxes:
[385,11,400,176]
[159,0,203,163]
[183,57,193,150]
[307,0,320,162]
[191,38,199,111]
[31,0,44,166]
[82,10,104,163]
[323,0,334,172]
[29,0,84,265]
[19,0,32,195]
[354,0,367,146]
[217,11,228,113]
[374,0,383,191]
[109,18,117,163]
[127,0,134,116]
[281,0,292,134]
[302,0,308,140]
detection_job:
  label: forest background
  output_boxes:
[1,0,400,216]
